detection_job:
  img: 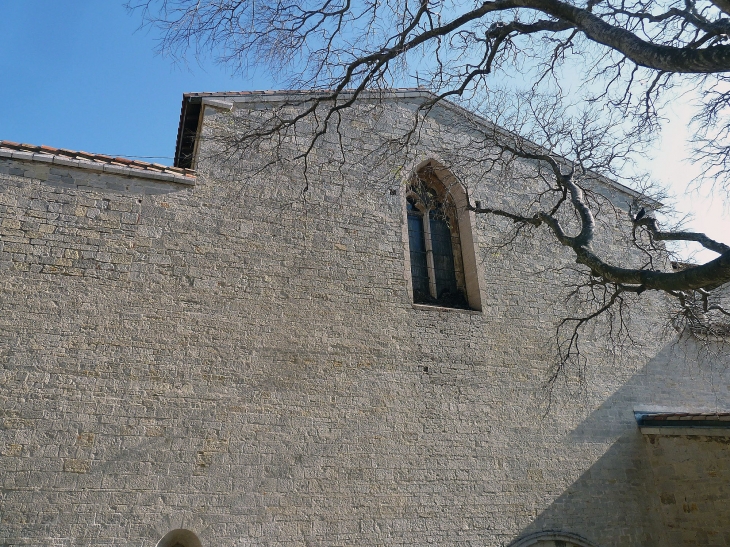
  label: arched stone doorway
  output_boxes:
[156,529,202,547]
[510,531,599,547]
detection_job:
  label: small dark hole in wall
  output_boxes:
[474,200,482,209]
[389,188,397,195]
[137,199,143,204]
[420,366,429,373]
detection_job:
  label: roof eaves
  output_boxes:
[181,88,432,107]
[635,409,730,437]
[1,140,196,186]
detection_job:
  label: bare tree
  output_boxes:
[129,0,730,374]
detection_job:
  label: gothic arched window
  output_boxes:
[406,167,471,309]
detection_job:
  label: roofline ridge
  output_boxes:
[173,89,660,206]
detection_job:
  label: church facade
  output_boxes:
[0,89,728,546]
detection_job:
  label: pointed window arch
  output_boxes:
[405,162,482,310]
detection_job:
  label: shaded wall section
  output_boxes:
[516,337,730,547]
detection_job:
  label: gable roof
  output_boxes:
[0,140,196,185]
[174,89,658,207]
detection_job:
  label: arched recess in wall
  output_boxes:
[404,159,482,311]
[156,529,203,547]
[509,531,600,547]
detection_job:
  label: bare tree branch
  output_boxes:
[131,0,730,379]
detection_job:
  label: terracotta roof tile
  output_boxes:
[0,140,196,184]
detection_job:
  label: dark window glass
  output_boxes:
[407,200,429,302]
[429,211,457,299]
[406,187,469,309]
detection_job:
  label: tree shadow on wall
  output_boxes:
[511,336,730,547]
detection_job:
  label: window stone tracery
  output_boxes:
[405,164,472,309]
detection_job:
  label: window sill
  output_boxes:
[411,303,482,315]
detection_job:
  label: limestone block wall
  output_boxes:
[0,95,729,547]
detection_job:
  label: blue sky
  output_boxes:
[1,1,726,259]
[0,1,273,163]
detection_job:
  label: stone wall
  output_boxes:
[1,94,728,546]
